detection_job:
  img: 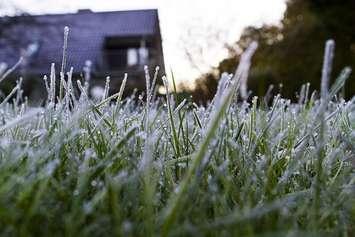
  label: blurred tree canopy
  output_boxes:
[188,0,355,102]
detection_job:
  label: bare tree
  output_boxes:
[179,19,231,73]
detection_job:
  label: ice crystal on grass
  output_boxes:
[0,35,353,237]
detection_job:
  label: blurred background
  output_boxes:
[0,0,354,103]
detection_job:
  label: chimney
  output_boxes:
[77,9,92,14]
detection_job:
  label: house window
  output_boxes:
[138,40,149,65]
[127,48,138,66]
[127,41,149,66]
[104,37,150,69]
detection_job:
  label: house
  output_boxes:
[0,9,165,98]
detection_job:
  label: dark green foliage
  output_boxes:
[191,0,355,102]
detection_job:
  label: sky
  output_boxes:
[4,0,286,84]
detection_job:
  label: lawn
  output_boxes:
[0,41,354,236]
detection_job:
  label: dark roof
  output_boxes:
[0,9,160,73]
